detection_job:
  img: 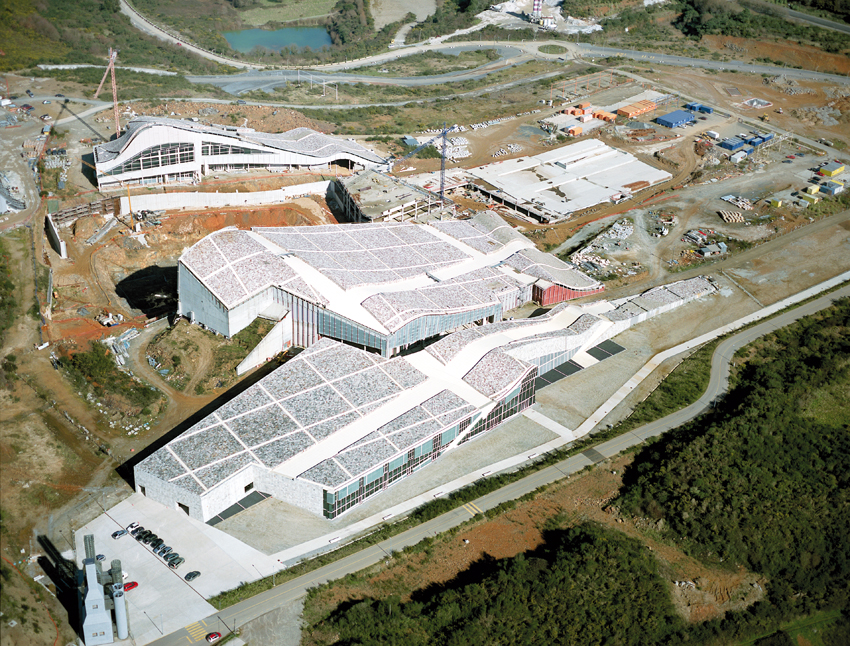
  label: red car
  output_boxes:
[205,633,221,643]
[124,581,138,591]
[786,155,795,159]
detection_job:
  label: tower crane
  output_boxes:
[384,123,456,205]
[94,48,121,137]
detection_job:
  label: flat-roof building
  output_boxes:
[93,117,383,190]
[467,139,671,222]
[136,277,716,521]
[656,110,695,129]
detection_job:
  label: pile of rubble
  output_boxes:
[764,75,816,96]
[792,106,841,127]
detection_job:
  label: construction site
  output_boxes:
[2,32,850,646]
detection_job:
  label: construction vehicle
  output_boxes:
[759,113,770,122]
[94,48,121,137]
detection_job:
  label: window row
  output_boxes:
[105,142,194,175]
[201,141,268,156]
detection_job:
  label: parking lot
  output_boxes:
[74,493,281,644]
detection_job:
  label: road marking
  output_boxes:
[463,502,483,516]
[185,621,207,642]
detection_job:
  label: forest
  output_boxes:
[0,0,226,73]
[673,0,850,52]
[304,523,685,646]
[304,297,850,645]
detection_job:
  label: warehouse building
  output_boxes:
[136,277,716,521]
[819,161,845,178]
[177,212,603,358]
[93,117,384,190]
[656,110,695,129]
[467,139,672,222]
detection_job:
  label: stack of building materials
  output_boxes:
[719,210,744,223]
[722,195,753,210]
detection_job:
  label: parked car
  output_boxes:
[55,93,64,98]
[150,539,164,550]
[127,522,140,531]
[143,533,158,545]
[124,581,138,591]
[205,633,221,643]
[26,90,33,97]
[164,553,180,563]
[112,530,128,540]
[236,99,246,105]
[42,100,50,104]
[168,557,185,569]
[157,546,172,557]
[185,571,201,582]
[135,530,151,542]
[96,554,106,561]
[130,526,145,537]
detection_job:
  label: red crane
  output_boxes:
[94,48,121,137]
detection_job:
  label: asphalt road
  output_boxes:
[781,7,850,35]
[147,281,850,646]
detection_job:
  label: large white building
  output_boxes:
[93,117,384,190]
[135,276,716,521]
[176,212,604,358]
[468,139,672,222]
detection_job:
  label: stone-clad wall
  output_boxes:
[257,470,324,517]
[136,469,204,521]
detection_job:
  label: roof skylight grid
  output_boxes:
[194,452,258,488]
[252,432,316,468]
[336,439,398,475]
[463,351,531,397]
[169,425,246,471]
[224,405,300,447]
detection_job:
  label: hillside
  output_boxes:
[301,297,850,645]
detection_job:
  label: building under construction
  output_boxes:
[335,171,454,223]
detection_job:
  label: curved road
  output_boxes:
[148,279,850,646]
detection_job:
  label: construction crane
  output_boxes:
[384,123,456,205]
[94,48,121,137]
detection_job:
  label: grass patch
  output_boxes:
[538,44,568,54]
[239,0,336,25]
[612,339,720,435]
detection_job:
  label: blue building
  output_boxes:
[656,110,695,128]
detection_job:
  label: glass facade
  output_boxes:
[201,141,268,156]
[321,369,535,519]
[460,370,537,444]
[322,417,472,519]
[105,142,194,175]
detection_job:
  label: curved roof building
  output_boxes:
[93,117,383,189]
[176,211,604,357]
[136,276,716,522]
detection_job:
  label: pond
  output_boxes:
[222,27,332,53]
